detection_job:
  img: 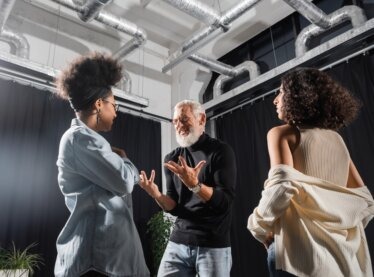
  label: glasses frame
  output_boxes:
[102,99,119,112]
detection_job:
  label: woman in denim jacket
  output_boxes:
[54,52,149,277]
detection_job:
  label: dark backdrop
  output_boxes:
[0,79,161,276]
[215,52,374,276]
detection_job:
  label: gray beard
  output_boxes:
[175,128,200,147]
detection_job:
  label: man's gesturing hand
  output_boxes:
[164,156,206,188]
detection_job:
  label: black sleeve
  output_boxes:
[206,143,237,213]
[164,153,179,202]
[163,153,194,217]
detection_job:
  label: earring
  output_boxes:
[96,109,101,126]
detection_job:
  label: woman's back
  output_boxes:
[293,128,350,187]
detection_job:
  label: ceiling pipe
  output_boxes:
[112,38,144,62]
[203,18,374,113]
[188,53,236,77]
[162,0,262,73]
[0,0,16,32]
[213,60,260,97]
[0,0,30,58]
[97,11,146,62]
[282,0,331,29]
[50,0,147,60]
[0,27,30,58]
[295,5,367,57]
[117,70,132,94]
[162,0,225,28]
[78,0,112,22]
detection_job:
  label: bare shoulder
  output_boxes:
[267,124,298,140]
[267,125,300,151]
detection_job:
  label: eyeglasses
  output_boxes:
[102,99,119,112]
[172,116,190,126]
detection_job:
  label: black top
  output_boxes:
[164,133,237,248]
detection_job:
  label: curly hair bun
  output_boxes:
[281,68,361,130]
[55,52,123,110]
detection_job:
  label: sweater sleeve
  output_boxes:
[163,154,194,217]
[72,129,139,196]
[247,180,299,243]
[205,143,237,214]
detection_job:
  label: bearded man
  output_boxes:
[139,100,237,277]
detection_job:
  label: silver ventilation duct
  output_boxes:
[0,27,30,58]
[78,0,112,22]
[188,54,236,77]
[117,70,132,94]
[51,0,147,60]
[213,61,260,97]
[95,10,147,46]
[162,0,262,73]
[0,0,30,58]
[162,0,223,27]
[295,5,367,57]
[282,0,330,29]
[203,18,374,113]
[113,38,144,62]
[0,0,17,32]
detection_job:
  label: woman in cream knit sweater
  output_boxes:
[247,68,374,277]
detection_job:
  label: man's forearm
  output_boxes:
[154,193,177,211]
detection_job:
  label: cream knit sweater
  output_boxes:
[247,165,374,277]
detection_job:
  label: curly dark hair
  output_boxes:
[280,68,361,130]
[55,52,122,111]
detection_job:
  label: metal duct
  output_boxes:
[97,12,146,62]
[162,0,223,27]
[282,0,330,29]
[78,0,112,22]
[162,0,262,73]
[113,38,143,62]
[295,5,367,57]
[0,0,30,58]
[203,18,374,113]
[213,61,260,97]
[0,27,30,58]
[187,54,260,99]
[188,53,236,77]
[117,70,132,94]
[51,0,147,59]
[0,0,16,32]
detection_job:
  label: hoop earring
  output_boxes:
[96,109,101,126]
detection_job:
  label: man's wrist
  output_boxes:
[188,181,202,193]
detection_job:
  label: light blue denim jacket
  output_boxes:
[55,118,149,277]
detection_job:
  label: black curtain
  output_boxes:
[216,53,374,276]
[0,79,161,276]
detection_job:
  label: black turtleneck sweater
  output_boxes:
[164,133,237,248]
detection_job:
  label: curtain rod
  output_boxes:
[0,64,171,123]
[209,44,374,121]
[118,105,171,123]
[0,67,55,91]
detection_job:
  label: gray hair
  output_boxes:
[174,100,205,119]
